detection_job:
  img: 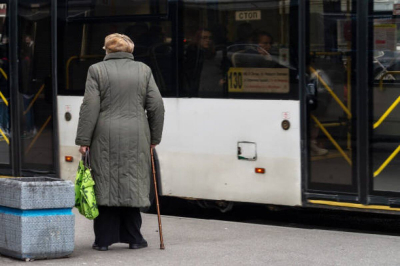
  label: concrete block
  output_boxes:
[0,177,75,260]
[0,177,75,210]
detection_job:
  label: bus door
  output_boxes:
[0,1,9,176]
[0,0,56,177]
[305,1,400,208]
[369,2,400,203]
[304,1,360,202]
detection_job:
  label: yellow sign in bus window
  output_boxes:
[228,68,244,92]
[228,68,289,93]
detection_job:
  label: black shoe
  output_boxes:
[129,240,148,249]
[92,243,108,251]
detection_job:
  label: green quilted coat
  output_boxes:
[75,52,165,208]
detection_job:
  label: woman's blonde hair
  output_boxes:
[103,33,134,54]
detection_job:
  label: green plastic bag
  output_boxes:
[75,152,99,220]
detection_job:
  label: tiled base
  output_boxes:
[0,207,75,260]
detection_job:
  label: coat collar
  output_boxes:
[104,52,134,61]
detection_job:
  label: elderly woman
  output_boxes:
[75,33,165,251]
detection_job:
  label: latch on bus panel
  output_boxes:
[237,142,257,161]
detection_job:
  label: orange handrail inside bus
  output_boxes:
[0,128,9,145]
[0,91,7,106]
[0,67,9,144]
[311,115,352,165]
[66,55,104,90]
[25,115,52,155]
[309,66,352,118]
[23,84,45,116]
[318,122,347,128]
[379,71,400,91]
[373,96,400,129]
[372,94,400,177]
[0,67,8,106]
[0,67,8,80]
[373,145,400,178]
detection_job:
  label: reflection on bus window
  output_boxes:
[373,1,400,81]
[373,23,399,81]
[58,21,174,97]
[0,3,9,166]
[372,1,400,192]
[307,0,354,188]
[67,0,167,18]
[181,0,295,98]
[183,29,225,97]
[18,0,54,171]
[230,31,276,68]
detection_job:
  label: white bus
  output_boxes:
[1,0,400,214]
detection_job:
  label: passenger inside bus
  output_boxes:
[20,34,36,139]
[231,31,278,68]
[183,29,225,98]
[309,67,331,156]
[253,31,273,58]
[229,22,253,52]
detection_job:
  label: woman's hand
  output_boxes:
[79,146,89,155]
[150,144,157,150]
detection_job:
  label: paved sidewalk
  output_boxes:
[2,209,400,265]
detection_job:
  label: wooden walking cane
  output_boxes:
[151,148,165,250]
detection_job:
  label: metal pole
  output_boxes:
[346,0,352,151]
[356,0,369,204]
[52,0,60,177]
[299,0,308,201]
[9,0,22,176]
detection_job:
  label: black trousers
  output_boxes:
[94,206,145,247]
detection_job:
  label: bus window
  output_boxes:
[58,21,175,97]
[18,0,54,172]
[371,1,400,193]
[66,0,167,18]
[307,0,355,191]
[0,3,9,167]
[181,0,296,99]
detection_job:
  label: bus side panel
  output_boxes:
[158,99,301,206]
[58,96,84,182]
[58,96,301,206]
